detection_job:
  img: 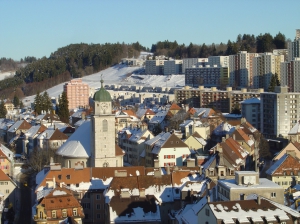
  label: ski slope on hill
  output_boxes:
[22,64,185,106]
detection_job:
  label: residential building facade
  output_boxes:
[63,78,90,110]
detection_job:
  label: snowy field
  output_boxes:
[21,64,185,107]
[0,71,14,81]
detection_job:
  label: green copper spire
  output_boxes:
[93,74,111,102]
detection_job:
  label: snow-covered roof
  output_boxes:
[149,110,168,124]
[218,178,282,190]
[194,137,207,146]
[179,197,207,224]
[289,121,300,135]
[56,120,91,158]
[266,154,288,176]
[0,144,14,162]
[213,122,235,135]
[193,108,212,118]
[179,120,194,128]
[151,132,171,154]
[37,129,55,140]
[25,125,43,138]
[7,120,24,132]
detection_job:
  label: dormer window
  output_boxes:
[283,171,286,176]
[66,175,70,179]
[58,175,61,180]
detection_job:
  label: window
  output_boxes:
[96,204,101,209]
[97,213,101,219]
[5,189,9,194]
[102,120,108,132]
[271,192,276,198]
[73,208,77,216]
[96,194,101,200]
[52,210,56,218]
[205,208,210,216]
[58,175,61,180]
[62,209,67,217]
[66,175,70,179]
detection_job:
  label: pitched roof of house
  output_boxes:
[0,169,11,181]
[266,153,300,176]
[8,120,32,132]
[207,198,294,223]
[109,195,160,223]
[169,103,181,111]
[289,121,300,135]
[40,187,83,210]
[25,125,47,138]
[273,142,300,161]
[233,128,254,147]
[152,133,188,154]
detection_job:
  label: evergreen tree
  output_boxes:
[19,101,24,109]
[13,95,20,108]
[34,91,42,115]
[0,101,7,118]
[275,73,281,86]
[42,91,53,113]
[231,103,241,114]
[57,91,69,123]
[268,74,277,92]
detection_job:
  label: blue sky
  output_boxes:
[1,0,299,60]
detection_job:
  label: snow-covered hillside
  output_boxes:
[22,64,185,106]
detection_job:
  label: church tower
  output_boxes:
[91,78,123,167]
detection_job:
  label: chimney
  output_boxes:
[257,196,261,205]
[166,166,170,175]
[154,168,162,177]
[233,134,236,140]
[154,159,159,168]
[199,166,203,175]
[222,137,225,142]
[53,176,56,188]
[50,157,54,164]
[206,192,210,202]
[241,117,246,124]
[226,134,229,139]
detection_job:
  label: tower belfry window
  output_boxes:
[103,120,108,132]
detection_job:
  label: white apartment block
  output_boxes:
[208,56,229,67]
[280,57,300,92]
[182,58,208,74]
[229,51,258,88]
[260,86,300,138]
[145,60,165,75]
[241,97,261,131]
[163,60,182,75]
[252,52,284,90]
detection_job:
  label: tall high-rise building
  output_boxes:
[287,29,300,62]
[182,58,208,74]
[280,58,300,92]
[229,51,258,88]
[63,78,90,110]
[260,86,300,138]
[252,53,284,90]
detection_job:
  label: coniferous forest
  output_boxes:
[0,32,287,99]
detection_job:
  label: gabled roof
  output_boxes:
[233,128,254,147]
[240,121,258,134]
[213,122,235,136]
[0,169,11,181]
[40,187,83,210]
[8,120,32,132]
[169,103,181,111]
[273,142,300,161]
[151,133,188,154]
[115,145,125,156]
[25,125,47,138]
[289,121,300,135]
[266,153,300,176]
[149,110,168,124]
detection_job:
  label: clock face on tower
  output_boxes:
[100,102,108,112]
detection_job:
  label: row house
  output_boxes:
[37,128,68,151]
[118,126,153,165]
[0,169,17,208]
[23,124,47,154]
[34,187,84,224]
[266,151,300,189]
[7,119,32,145]
[143,132,191,167]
